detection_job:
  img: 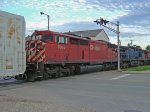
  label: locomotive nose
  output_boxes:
[26,40,46,63]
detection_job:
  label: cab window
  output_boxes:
[31,36,36,40]
[60,36,65,43]
[42,34,53,42]
[65,37,68,44]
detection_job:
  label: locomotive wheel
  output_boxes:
[112,64,116,70]
[68,66,74,75]
[43,67,50,79]
[102,65,106,71]
[107,64,111,70]
[66,69,71,76]
[36,76,43,81]
[26,71,35,82]
[74,65,80,75]
[57,66,63,77]
[37,62,44,80]
[52,73,59,78]
[43,71,48,80]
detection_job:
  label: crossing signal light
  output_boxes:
[103,19,109,25]
[94,19,100,25]
[100,18,109,25]
[94,18,109,25]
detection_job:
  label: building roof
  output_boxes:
[66,29,103,37]
[65,29,110,42]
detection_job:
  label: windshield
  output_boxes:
[41,34,53,42]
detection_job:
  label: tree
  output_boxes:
[135,45,142,49]
[130,45,141,49]
[127,44,141,49]
[127,43,131,47]
[145,45,150,50]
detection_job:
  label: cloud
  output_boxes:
[26,21,98,35]
[0,0,150,48]
[108,24,150,48]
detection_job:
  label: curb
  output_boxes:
[121,71,150,74]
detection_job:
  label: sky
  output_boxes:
[0,0,150,49]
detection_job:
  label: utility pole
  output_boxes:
[94,18,121,71]
[131,40,133,46]
[40,12,50,31]
[117,21,120,71]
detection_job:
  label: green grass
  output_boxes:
[127,65,150,71]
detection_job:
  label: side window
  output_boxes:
[70,38,79,45]
[80,39,88,45]
[56,36,65,44]
[60,36,65,43]
[56,36,59,43]
[65,37,68,44]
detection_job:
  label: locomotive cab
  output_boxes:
[26,31,55,63]
[29,30,55,42]
[40,34,54,43]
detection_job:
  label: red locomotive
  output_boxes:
[25,30,150,81]
[25,30,117,81]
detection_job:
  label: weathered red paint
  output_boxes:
[26,30,118,64]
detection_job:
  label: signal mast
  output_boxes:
[94,18,121,71]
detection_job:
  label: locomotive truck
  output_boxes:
[0,10,150,81]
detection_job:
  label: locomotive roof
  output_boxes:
[65,29,110,42]
[33,30,90,41]
[32,30,112,45]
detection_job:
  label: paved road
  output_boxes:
[0,71,150,112]
[0,78,17,84]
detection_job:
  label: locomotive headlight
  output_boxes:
[30,43,35,48]
[37,46,43,50]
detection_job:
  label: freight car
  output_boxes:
[0,10,26,79]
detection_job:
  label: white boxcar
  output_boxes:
[0,10,26,78]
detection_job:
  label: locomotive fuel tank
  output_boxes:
[79,65,103,74]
